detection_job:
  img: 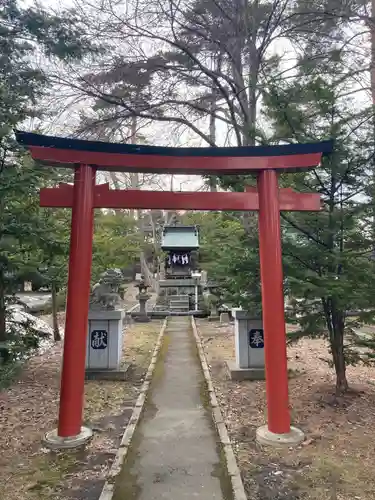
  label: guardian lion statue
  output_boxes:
[89,269,124,310]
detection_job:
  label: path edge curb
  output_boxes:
[191,317,247,500]
[98,317,168,500]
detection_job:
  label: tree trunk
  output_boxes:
[130,115,139,220]
[51,282,61,341]
[331,331,348,394]
[208,99,217,191]
[0,270,6,342]
[246,0,259,147]
[322,146,349,394]
[129,113,152,285]
[331,304,348,394]
[370,2,375,248]
[371,1,375,107]
[208,54,218,192]
[322,297,349,394]
[140,251,158,293]
[149,212,161,284]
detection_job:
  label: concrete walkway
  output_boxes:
[113,316,228,500]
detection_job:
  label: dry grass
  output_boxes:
[0,319,162,500]
[196,319,375,500]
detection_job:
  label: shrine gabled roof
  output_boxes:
[15,130,333,175]
[161,225,199,250]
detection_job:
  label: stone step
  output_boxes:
[169,305,189,311]
[168,316,190,322]
[168,312,194,316]
[170,300,190,307]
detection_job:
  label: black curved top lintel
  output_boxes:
[15,131,334,158]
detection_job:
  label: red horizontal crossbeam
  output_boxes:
[29,146,322,174]
[40,183,321,211]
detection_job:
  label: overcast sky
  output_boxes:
[20,0,372,194]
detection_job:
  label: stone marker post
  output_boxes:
[226,309,265,381]
[86,309,125,375]
[86,270,127,380]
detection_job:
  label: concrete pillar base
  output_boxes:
[226,360,265,381]
[85,363,130,381]
[256,425,304,448]
[133,315,151,323]
[42,426,93,450]
[220,312,230,323]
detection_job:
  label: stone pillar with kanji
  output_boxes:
[226,309,265,381]
[85,270,127,381]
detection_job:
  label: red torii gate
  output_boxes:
[16,131,332,448]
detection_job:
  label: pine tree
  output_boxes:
[263,56,375,393]
[0,0,98,343]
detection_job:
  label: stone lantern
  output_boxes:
[135,277,151,322]
[206,282,220,321]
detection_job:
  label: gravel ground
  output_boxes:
[0,285,161,500]
[196,319,375,500]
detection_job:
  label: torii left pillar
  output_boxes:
[43,164,96,449]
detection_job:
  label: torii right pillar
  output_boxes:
[256,169,305,446]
